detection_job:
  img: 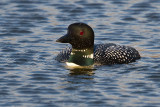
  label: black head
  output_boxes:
[56,23,94,49]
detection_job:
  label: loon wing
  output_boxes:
[55,47,72,62]
[94,44,140,64]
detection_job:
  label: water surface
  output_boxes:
[0,0,160,106]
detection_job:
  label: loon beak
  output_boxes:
[56,33,70,43]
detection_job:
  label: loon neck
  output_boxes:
[67,47,94,66]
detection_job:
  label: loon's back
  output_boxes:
[55,43,141,65]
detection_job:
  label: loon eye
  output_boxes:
[80,31,84,35]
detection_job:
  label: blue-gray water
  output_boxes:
[0,0,160,107]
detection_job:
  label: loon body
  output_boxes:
[56,23,140,66]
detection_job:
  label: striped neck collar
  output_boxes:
[67,48,94,67]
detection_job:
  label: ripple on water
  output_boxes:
[0,0,160,107]
[145,13,160,22]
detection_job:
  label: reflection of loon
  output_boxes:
[55,23,141,67]
[69,68,95,76]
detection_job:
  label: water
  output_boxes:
[0,0,160,106]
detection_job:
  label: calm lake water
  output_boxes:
[0,0,160,107]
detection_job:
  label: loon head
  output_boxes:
[56,23,94,67]
[56,23,94,49]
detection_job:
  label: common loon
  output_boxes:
[55,23,140,67]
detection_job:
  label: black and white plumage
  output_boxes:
[55,23,140,66]
[55,43,140,65]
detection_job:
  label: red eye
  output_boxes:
[80,31,84,35]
